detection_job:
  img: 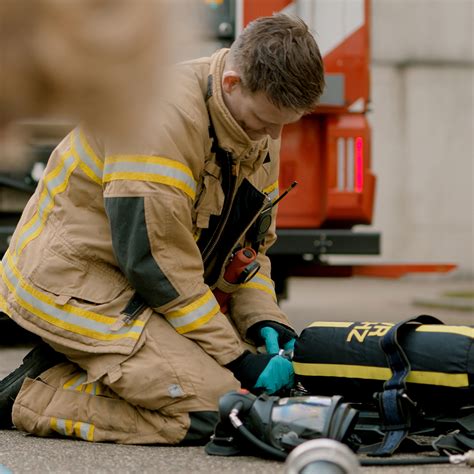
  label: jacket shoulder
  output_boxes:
[169,57,212,126]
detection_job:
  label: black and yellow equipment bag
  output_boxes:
[292,315,474,455]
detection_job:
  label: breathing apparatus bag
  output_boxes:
[292,315,474,455]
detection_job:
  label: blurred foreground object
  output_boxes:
[0,0,196,135]
[285,439,360,474]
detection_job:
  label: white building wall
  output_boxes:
[365,0,474,277]
[177,0,474,277]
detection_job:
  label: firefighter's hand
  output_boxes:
[225,351,294,394]
[254,354,294,394]
[247,321,297,354]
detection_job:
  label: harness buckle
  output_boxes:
[374,388,416,432]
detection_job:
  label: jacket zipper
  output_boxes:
[202,151,236,265]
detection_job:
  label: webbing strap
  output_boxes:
[371,315,443,457]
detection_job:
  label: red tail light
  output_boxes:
[355,137,364,192]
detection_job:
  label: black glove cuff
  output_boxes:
[225,351,273,390]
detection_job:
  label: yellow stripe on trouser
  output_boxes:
[166,289,220,334]
[63,373,102,395]
[0,289,7,313]
[292,362,469,388]
[1,251,144,342]
[240,272,277,301]
[51,417,95,441]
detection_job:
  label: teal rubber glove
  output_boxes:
[260,326,296,355]
[254,355,294,394]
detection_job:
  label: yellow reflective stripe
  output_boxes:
[106,155,194,176]
[254,273,273,285]
[65,419,74,436]
[78,160,102,185]
[263,180,278,195]
[0,290,7,313]
[174,307,219,334]
[16,150,71,239]
[309,321,353,328]
[104,171,196,199]
[51,418,95,441]
[416,325,474,338]
[2,252,143,342]
[292,362,469,388]
[241,282,277,300]
[63,373,102,395]
[70,131,103,185]
[51,417,59,433]
[79,129,103,172]
[103,155,197,199]
[63,373,85,390]
[87,423,95,441]
[240,272,277,301]
[15,151,78,255]
[166,289,220,334]
[307,322,474,337]
[92,382,102,396]
[263,180,279,201]
[74,422,83,438]
[5,252,127,325]
[167,290,214,318]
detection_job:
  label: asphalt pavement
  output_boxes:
[1,274,473,473]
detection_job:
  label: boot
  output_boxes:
[0,342,66,428]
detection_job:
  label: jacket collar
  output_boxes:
[207,49,270,175]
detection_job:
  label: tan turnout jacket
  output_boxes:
[0,49,292,367]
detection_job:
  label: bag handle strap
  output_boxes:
[370,314,443,457]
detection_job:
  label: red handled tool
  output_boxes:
[214,247,260,314]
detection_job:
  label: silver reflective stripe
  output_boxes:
[72,130,103,180]
[16,154,76,252]
[337,137,345,190]
[104,158,197,198]
[79,422,92,440]
[55,418,68,435]
[52,418,94,441]
[2,254,143,340]
[166,290,219,334]
[346,137,354,191]
[267,187,279,202]
[65,373,87,391]
[241,273,277,301]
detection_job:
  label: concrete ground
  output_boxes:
[0,274,473,473]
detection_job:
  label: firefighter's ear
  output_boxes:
[222,71,241,93]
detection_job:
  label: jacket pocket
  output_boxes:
[193,160,224,230]
[28,246,129,305]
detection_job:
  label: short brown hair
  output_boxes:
[229,13,325,112]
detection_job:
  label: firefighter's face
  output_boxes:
[222,71,303,141]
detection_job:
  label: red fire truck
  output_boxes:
[207,0,379,296]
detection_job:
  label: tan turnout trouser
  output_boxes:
[12,315,241,444]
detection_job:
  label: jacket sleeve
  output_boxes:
[98,105,246,366]
[228,141,295,341]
